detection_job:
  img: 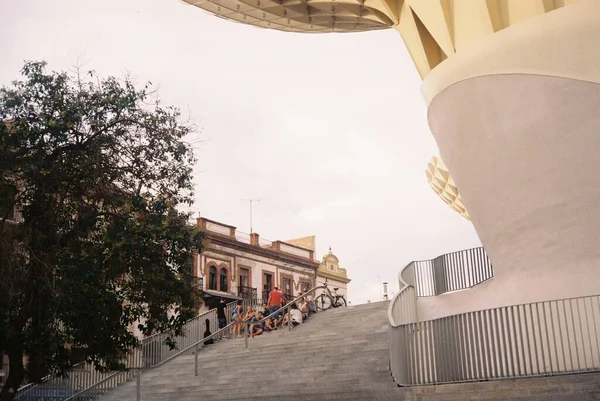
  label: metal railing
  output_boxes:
[237,285,257,301]
[258,237,273,247]
[14,306,220,401]
[233,230,273,248]
[389,294,600,386]
[403,247,493,297]
[387,286,418,327]
[226,298,261,322]
[52,285,327,401]
[387,285,418,382]
[235,231,251,244]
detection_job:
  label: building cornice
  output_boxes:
[205,232,319,271]
[317,269,352,284]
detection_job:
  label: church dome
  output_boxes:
[323,247,339,264]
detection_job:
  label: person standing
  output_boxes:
[231,300,244,339]
[216,299,228,340]
[267,286,284,317]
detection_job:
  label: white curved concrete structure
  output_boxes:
[418,0,600,320]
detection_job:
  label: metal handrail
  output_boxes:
[57,307,221,401]
[386,285,417,327]
[401,246,493,297]
[68,284,327,401]
[389,292,600,329]
[389,293,600,386]
[14,371,55,399]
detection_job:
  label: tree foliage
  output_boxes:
[0,62,202,401]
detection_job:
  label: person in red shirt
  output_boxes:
[267,286,285,317]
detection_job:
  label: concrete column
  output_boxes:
[418,0,600,320]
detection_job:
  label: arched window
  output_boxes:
[209,266,217,290]
[220,268,228,292]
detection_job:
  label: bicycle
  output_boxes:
[315,283,347,311]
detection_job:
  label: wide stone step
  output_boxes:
[140,366,393,386]
[110,382,406,401]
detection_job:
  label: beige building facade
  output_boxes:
[316,248,350,300]
[282,236,351,299]
[194,218,351,311]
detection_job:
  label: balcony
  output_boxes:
[238,286,257,302]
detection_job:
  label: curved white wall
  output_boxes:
[418,1,600,321]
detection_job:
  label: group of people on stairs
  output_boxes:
[214,287,314,341]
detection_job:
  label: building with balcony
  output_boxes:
[194,217,351,311]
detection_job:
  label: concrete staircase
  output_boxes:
[100,302,600,401]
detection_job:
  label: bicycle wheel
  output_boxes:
[315,294,333,311]
[336,296,347,307]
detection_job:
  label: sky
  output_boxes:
[0,0,481,305]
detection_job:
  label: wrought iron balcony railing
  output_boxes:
[237,286,257,301]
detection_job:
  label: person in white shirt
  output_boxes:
[296,293,309,319]
[283,303,303,327]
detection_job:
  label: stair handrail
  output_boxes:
[389,292,600,386]
[66,284,328,401]
[400,246,492,297]
[13,371,55,399]
[59,306,220,401]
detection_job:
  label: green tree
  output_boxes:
[0,62,202,401]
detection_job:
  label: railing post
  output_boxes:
[136,369,141,401]
[194,343,199,377]
[288,306,291,331]
[244,322,249,349]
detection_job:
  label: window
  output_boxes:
[239,268,249,288]
[220,268,228,292]
[283,276,292,299]
[301,281,310,293]
[263,272,273,303]
[209,266,217,290]
[263,272,273,293]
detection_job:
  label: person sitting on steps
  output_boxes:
[296,293,309,320]
[203,318,214,345]
[242,306,256,337]
[250,310,265,337]
[282,303,303,327]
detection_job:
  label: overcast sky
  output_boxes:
[0,0,481,304]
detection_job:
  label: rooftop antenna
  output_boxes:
[237,199,260,233]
